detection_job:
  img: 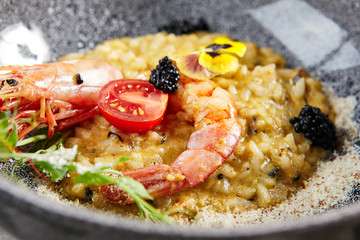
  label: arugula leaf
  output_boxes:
[165,209,196,219]
[73,158,154,201]
[73,159,172,223]
[15,134,48,147]
[7,120,18,147]
[74,169,171,223]
[0,112,171,224]
[117,175,153,200]
[74,172,117,185]
[0,112,9,136]
[0,112,16,152]
[0,146,76,182]
[28,126,63,152]
[37,161,69,181]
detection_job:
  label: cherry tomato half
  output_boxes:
[98,79,168,132]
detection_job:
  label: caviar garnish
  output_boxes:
[290,105,336,150]
[149,56,180,93]
[158,18,210,35]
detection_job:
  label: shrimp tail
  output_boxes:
[100,164,188,204]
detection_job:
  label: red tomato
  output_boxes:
[98,79,168,132]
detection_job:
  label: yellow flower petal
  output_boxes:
[207,37,247,58]
[198,51,239,75]
[172,54,211,80]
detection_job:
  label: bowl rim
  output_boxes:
[1,173,360,238]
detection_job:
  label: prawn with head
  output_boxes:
[0,59,123,139]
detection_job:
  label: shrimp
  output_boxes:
[100,75,241,204]
[0,59,122,139]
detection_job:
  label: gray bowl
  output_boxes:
[1,0,360,239]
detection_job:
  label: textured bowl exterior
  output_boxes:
[0,0,359,239]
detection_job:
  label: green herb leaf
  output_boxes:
[165,209,196,219]
[27,126,63,152]
[28,145,78,181]
[74,171,116,185]
[73,159,152,200]
[73,160,172,224]
[0,112,9,136]
[0,111,171,224]
[15,134,48,147]
[36,161,69,181]
[7,122,18,147]
[117,175,153,200]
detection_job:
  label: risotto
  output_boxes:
[58,32,333,223]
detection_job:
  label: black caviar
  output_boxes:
[149,56,180,93]
[158,18,210,35]
[290,105,336,150]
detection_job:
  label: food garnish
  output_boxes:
[149,56,180,93]
[98,79,168,132]
[0,31,342,225]
[290,105,337,150]
[0,111,171,223]
[172,37,247,80]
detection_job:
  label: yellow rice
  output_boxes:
[58,32,332,223]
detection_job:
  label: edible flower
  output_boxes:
[172,37,247,80]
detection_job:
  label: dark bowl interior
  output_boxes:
[0,0,360,239]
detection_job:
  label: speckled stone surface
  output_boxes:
[0,0,360,239]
